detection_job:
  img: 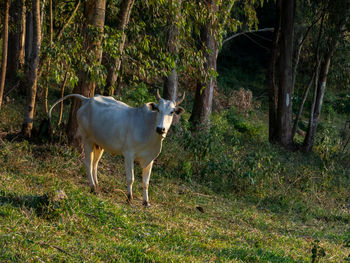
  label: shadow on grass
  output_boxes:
[0,190,63,219]
[256,194,349,224]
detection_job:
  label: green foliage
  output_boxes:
[161,106,350,205]
[121,82,156,106]
[324,92,350,116]
[175,110,271,194]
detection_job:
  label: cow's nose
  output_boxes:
[156,127,165,134]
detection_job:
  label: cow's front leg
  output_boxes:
[142,161,153,207]
[124,154,135,202]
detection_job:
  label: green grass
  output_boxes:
[0,99,349,262]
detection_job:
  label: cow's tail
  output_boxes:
[47,94,89,141]
[48,94,89,122]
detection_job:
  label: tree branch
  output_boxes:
[56,0,81,40]
[222,28,274,45]
[243,33,270,51]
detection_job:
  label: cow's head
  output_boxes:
[147,89,185,137]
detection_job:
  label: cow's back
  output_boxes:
[77,95,132,153]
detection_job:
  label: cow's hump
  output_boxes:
[92,95,131,109]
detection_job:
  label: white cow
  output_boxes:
[49,90,185,206]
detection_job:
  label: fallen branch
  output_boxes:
[5,81,20,96]
[113,188,129,203]
[38,242,73,257]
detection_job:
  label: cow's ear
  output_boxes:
[175,106,185,115]
[147,102,159,112]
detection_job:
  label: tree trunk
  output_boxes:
[268,0,281,142]
[0,0,10,111]
[292,33,303,89]
[189,1,218,130]
[22,0,42,137]
[303,41,338,152]
[49,0,53,45]
[7,0,26,80]
[43,0,54,114]
[289,22,318,141]
[103,0,134,96]
[67,0,106,145]
[291,72,315,140]
[40,0,46,33]
[291,15,319,90]
[163,0,182,101]
[276,0,296,147]
[18,0,26,69]
[58,71,69,126]
[25,11,33,67]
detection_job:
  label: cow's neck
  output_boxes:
[140,105,164,147]
[134,106,164,166]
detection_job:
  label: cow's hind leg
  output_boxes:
[83,142,96,193]
[92,144,104,192]
[142,161,153,207]
[124,154,134,202]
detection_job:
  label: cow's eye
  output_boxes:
[170,111,175,115]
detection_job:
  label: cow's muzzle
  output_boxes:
[156,127,166,135]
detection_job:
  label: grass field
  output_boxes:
[0,98,349,262]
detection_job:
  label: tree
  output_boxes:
[25,10,33,68]
[103,0,134,96]
[22,0,42,137]
[276,0,296,147]
[67,0,106,145]
[7,0,26,80]
[0,0,10,111]
[268,0,281,142]
[268,0,296,147]
[303,0,350,152]
[189,0,252,131]
[189,0,218,130]
[163,0,182,101]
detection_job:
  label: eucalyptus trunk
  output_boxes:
[103,0,134,96]
[49,0,53,45]
[0,0,10,110]
[163,0,182,101]
[303,42,338,152]
[22,0,42,137]
[25,11,33,67]
[291,72,315,140]
[190,1,218,131]
[268,0,281,142]
[7,0,26,80]
[18,0,26,69]
[67,0,106,145]
[276,0,296,147]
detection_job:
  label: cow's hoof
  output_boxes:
[127,194,133,203]
[142,201,150,207]
[90,186,100,195]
